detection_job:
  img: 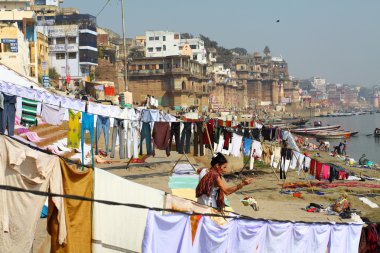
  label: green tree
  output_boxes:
[128,47,145,59]
[181,33,194,39]
[49,68,60,80]
[230,47,248,56]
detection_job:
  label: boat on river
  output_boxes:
[375,128,380,137]
[291,125,341,134]
[314,131,358,139]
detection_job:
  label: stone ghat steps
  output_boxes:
[36,130,68,148]
[29,124,65,137]
[25,124,68,148]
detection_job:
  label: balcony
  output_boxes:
[128,69,165,76]
[49,44,78,52]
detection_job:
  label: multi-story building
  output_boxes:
[235,47,299,106]
[209,64,247,111]
[0,9,42,80]
[128,55,211,111]
[145,31,207,65]
[0,22,30,76]
[0,0,31,10]
[145,31,180,58]
[30,31,49,80]
[37,13,97,85]
[311,77,326,93]
[179,38,207,65]
[46,24,79,81]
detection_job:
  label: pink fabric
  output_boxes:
[44,145,65,156]
[322,165,330,180]
[25,132,45,143]
[16,128,29,135]
[15,116,21,126]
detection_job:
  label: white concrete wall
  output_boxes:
[145,31,180,57]
[180,38,207,65]
[47,24,81,78]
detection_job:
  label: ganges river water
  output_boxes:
[309,113,380,164]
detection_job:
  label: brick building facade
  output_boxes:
[128,55,211,111]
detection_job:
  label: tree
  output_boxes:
[230,47,248,56]
[49,68,60,80]
[199,34,218,49]
[128,47,145,59]
[181,33,194,39]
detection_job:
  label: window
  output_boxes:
[79,33,97,47]
[190,45,197,50]
[56,53,65,60]
[193,55,197,60]
[149,37,154,41]
[79,50,98,63]
[163,36,166,41]
[179,46,183,50]
[138,65,143,70]
[67,37,76,44]
[56,37,65,44]
[147,47,153,52]
[163,45,166,51]
[145,64,150,70]
[159,64,163,69]
[156,47,162,52]
[174,34,179,39]
[155,36,159,40]
[68,52,76,59]
[48,38,53,45]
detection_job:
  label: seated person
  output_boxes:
[359,154,369,166]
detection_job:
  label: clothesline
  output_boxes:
[0,184,374,225]
[0,132,92,169]
[0,80,179,122]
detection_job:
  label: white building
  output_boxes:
[311,77,327,92]
[180,38,207,65]
[145,30,207,65]
[145,31,180,58]
[40,13,97,85]
[46,24,80,80]
[211,63,230,76]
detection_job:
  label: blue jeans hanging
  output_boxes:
[81,112,94,169]
[140,122,152,155]
[96,116,110,155]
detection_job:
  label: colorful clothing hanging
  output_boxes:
[67,109,81,149]
[21,97,38,127]
[48,159,93,253]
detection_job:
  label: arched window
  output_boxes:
[182,81,186,90]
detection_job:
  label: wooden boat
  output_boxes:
[291,125,341,134]
[314,131,357,139]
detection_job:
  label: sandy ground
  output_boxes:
[32,140,380,252]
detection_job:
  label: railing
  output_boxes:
[128,69,165,75]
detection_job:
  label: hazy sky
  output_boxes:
[62,0,379,86]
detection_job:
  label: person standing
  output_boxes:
[342,140,347,156]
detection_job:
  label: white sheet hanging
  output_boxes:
[92,169,166,253]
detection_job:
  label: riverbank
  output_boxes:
[33,146,380,252]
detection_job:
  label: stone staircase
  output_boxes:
[26,124,68,148]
